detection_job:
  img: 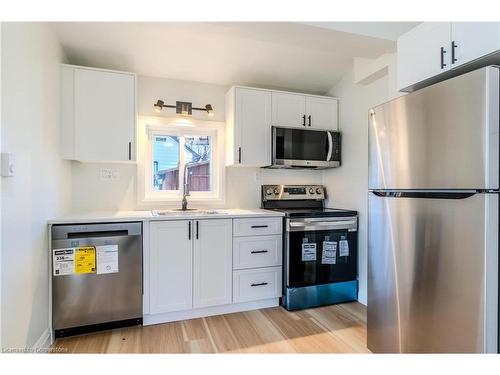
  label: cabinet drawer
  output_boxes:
[233,266,282,303]
[233,217,282,237]
[233,235,282,270]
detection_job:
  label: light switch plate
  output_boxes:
[1,153,15,177]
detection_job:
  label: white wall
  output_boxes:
[1,23,71,349]
[323,56,397,305]
[70,76,321,212]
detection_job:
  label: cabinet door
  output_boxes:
[235,88,272,166]
[149,221,193,314]
[271,92,306,128]
[451,22,500,67]
[305,96,338,130]
[74,68,135,161]
[193,219,233,308]
[397,23,451,91]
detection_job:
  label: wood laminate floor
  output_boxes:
[53,302,370,353]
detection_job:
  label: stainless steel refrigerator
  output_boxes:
[368,66,499,353]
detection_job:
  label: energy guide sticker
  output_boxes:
[53,249,75,276]
[74,247,96,274]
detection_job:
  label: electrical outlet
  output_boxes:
[100,168,120,181]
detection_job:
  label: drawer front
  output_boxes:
[233,235,282,270]
[233,266,282,303]
[233,217,282,237]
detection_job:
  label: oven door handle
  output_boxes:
[287,219,357,232]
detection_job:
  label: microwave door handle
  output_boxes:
[326,131,333,161]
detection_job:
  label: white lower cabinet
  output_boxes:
[193,219,233,308]
[149,221,193,314]
[233,267,282,303]
[145,216,283,325]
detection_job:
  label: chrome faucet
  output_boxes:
[181,163,192,210]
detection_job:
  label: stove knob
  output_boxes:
[266,188,273,195]
[316,187,323,194]
[273,188,279,195]
[309,188,315,194]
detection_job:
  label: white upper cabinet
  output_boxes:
[149,220,193,314]
[193,219,233,308]
[397,22,500,91]
[451,23,500,66]
[305,96,338,130]
[226,87,272,166]
[397,23,452,91]
[271,92,307,128]
[61,65,136,162]
[272,92,338,130]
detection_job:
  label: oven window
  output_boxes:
[275,127,329,161]
[287,229,357,287]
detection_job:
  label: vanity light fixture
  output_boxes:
[154,99,214,116]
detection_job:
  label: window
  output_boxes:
[138,117,224,205]
[152,134,212,192]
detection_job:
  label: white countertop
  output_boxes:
[48,208,284,225]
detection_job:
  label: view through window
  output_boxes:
[152,134,212,192]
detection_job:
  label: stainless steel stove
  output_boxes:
[261,184,358,310]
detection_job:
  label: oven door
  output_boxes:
[285,216,357,287]
[272,127,341,168]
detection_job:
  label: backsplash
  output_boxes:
[70,162,322,212]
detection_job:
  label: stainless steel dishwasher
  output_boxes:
[51,222,142,337]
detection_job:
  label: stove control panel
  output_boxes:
[262,185,326,201]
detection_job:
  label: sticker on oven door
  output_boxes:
[97,245,119,274]
[302,243,317,261]
[53,248,75,276]
[74,247,96,274]
[339,240,349,257]
[322,241,337,265]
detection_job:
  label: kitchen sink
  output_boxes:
[151,209,226,216]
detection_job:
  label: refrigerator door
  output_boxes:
[367,191,498,353]
[369,66,499,190]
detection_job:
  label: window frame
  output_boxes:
[137,116,225,206]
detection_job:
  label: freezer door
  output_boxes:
[369,66,499,190]
[367,191,498,353]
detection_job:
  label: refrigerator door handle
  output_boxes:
[371,191,478,199]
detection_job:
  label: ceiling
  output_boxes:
[51,22,418,94]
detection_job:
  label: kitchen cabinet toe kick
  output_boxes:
[143,298,279,326]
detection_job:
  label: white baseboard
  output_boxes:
[32,327,51,352]
[143,298,279,326]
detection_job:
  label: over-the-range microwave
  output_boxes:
[267,126,341,169]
